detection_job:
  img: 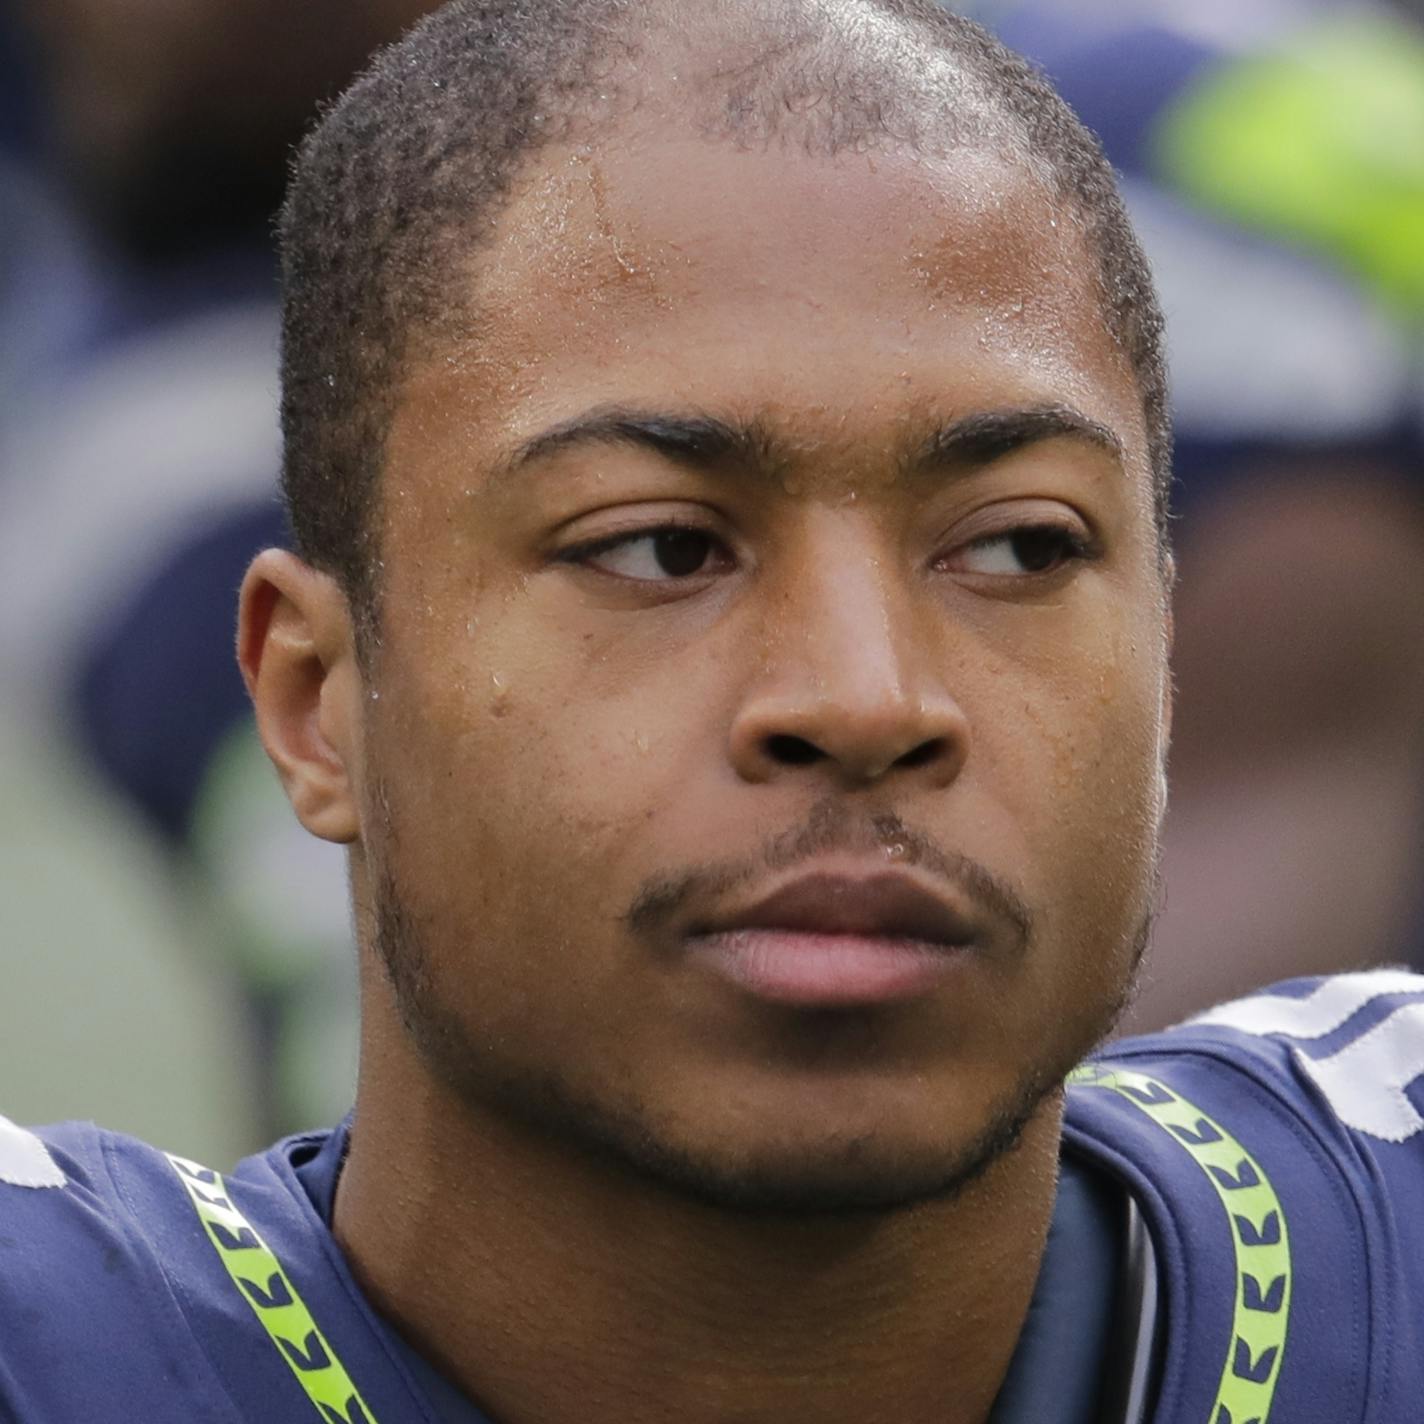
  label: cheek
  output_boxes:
[365,697,624,1050]
[365,611,722,976]
[977,604,1167,934]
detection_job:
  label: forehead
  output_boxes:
[397,130,1145,479]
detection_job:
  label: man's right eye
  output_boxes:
[561,527,732,582]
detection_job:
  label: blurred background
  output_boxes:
[1,0,1420,1167]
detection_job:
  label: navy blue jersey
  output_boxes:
[4,970,1424,1423]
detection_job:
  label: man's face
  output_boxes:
[356,131,1169,1211]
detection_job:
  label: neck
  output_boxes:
[336,1032,1062,1424]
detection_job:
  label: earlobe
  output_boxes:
[238,550,363,845]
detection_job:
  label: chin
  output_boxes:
[626,1123,1041,1218]
[463,1045,1068,1218]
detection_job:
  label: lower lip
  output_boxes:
[685,929,968,1007]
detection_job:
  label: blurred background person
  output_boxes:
[0,0,442,1153]
[2,0,1421,1157]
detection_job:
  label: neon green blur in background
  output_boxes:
[1157,15,1424,319]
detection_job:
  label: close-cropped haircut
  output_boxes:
[280,0,1170,623]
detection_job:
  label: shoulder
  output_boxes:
[1078,968,1424,1148]
[0,1114,316,1285]
[0,1116,344,1420]
[0,1117,203,1414]
[0,1116,174,1300]
[1066,971,1424,1422]
[1068,968,1424,1213]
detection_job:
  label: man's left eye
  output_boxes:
[567,527,729,581]
[950,525,1091,577]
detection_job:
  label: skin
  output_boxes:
[240,118,1170,1424]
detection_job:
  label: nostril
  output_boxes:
[765,734,824,766]
[896,738,946,770]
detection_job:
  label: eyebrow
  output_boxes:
[917,405,1124,469]
[502,408,761,477]
[500,401,1123,482]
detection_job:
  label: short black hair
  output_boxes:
[280,0,1170,619]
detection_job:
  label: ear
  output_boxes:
[238,549,363,845]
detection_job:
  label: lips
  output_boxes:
[698,874,979,946]
[684,872,981,1008]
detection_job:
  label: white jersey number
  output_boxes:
[1191,970,1424,1143]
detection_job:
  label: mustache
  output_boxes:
[625,800,1033,948]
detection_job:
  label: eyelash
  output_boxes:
[557,518,1099,580]
[955,523,1099,570]
[557,521,725,565]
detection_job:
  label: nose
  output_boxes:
[728,540,970,790]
